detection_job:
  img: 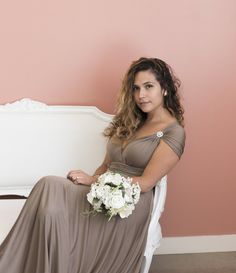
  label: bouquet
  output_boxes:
[86,171,141,220]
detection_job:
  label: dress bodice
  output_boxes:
[107,122,186,177]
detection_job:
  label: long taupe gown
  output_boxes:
[0,122,185,273]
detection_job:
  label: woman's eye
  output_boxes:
[145,84,153,89]
[133,86,139,91]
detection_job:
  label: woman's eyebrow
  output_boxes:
[143,81,155,84]
[134,81,155,85]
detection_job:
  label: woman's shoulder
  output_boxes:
[163,121,185,138]
[160,121,186,158]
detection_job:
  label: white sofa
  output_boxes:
[0,98,167,273]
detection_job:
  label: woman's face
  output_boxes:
[133,69,165,114]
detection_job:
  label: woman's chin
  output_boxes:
[139,103,152,112]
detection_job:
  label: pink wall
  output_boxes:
[1,0,236,236]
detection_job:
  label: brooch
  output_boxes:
[156,131,164,138]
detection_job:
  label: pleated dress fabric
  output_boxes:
[0,122,185,273]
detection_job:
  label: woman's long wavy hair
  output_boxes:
[104,57,184,141]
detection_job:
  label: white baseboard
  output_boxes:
[155,234,236,255]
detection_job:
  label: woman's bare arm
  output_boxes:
[91,152,111,181]
[131,140,180,192]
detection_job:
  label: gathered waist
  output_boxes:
[108,162,144,177]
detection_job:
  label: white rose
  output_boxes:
[97,176,106,186]
[103,185,111,193]
[119,204,135,218]
[95,186,104,199]
[99,185,111,203]
[122,180,131,189]
[90,185,97,198]
[110,192,125,209]
[87,192,94,204]
[103,173,114,184]
[104,196,112,209]
[111,173,122,186]
[124,188,133,203]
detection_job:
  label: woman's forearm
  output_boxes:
[131,176,155,193]
[91,164,109,183]
[93,164,108,176]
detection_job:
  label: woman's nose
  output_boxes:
[139,88,146,98]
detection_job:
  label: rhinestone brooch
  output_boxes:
[156,131,164,138]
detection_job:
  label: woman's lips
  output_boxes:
[139,101,150,106]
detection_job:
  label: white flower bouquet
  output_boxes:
[86,171,141,220]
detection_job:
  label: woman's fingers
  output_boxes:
[67,170,80,179]
[68,173,82,183]
[67,170,91,185]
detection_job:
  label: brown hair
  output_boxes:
[104,57,184,141]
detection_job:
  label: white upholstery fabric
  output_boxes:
[140,175,167,273]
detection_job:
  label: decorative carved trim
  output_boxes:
[0,98,48,111]
[0,98,113,122]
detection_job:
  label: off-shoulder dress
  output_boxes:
[0,122,185,273]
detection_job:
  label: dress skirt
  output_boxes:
[0,175,153,273]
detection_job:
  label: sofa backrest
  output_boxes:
[0,99,112,196]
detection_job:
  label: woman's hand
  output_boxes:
[67,170,94,185]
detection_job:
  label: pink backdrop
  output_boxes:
[1,0,235,236]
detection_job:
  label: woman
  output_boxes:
[0,57,185,273]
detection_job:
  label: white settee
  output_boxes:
[0,98,167,273]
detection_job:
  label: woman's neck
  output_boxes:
[146,108,173,124]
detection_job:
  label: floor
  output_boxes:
[149,252,236,273]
